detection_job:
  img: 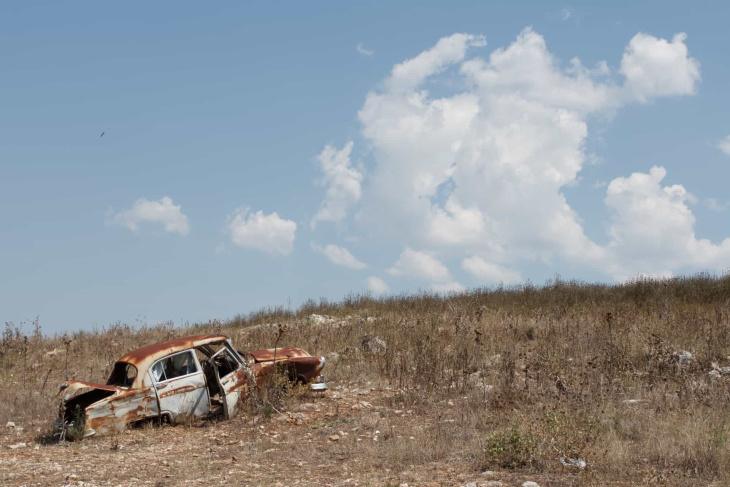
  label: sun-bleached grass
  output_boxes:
[2,272,730,484]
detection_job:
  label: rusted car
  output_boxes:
[53,335,326,439]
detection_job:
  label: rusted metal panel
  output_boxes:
[119,335,228,388]
[247,347,310,362]
[58,381,120,401]
[155,372,210,421]
[85,386,159,436]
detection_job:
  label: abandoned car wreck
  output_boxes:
[53,335,327,439]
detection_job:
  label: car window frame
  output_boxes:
[150,349,202,384]
[209,341,245,380]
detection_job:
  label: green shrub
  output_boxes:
[484,426,539,469]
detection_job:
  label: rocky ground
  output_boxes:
[4,277,730,487]
[2,382,599,487]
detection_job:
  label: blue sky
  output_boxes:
[1,1,729,333]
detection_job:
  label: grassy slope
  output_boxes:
[2,274,730,485]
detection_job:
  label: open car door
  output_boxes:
[209,342,250,419]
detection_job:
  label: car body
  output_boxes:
[53,335,326,439]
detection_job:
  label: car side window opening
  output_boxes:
[107,362,137,387]
[151,351,199,383]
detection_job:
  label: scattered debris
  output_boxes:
[44,348,66,357]
[706,364,730,382]
[623,399,645,404]
[673,350,695,365]
[560,457,587,469]
[360,334,388,355]
[707,369,723,383]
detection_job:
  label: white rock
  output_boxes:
[5,421,15,428]
[673,351,695,365]
[7,442,27,449]
[308,314,334,325]
[707,369,722,383]
[522,482,541,487]
[361,334,388,355]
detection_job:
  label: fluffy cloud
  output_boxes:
[387,248,452,282]
[620,33,701,103]
[353,28,705,281]
[108,197,190,236]
[604,167,730,278]
[311,142,363,228]
[718,135,730,156]
[367,276,389,294]
[461,256,521,284]
[227,209,296,256]
[313,243,367,269]
[387,33,485,93]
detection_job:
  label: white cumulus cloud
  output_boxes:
[387,33,485,93]
[311,141,363,228]
[461,256,521,284]
[312,243,367,269]
[604,166,730,279]
[620,32,701,103]
[387,248,452,282]
[227,209,296,256]
[367,276,389,294]
[352,28,704,281]
[718,135,730,156]
[108,196,190,236]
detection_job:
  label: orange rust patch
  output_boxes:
[159,385,196,398]
[118,335,227,366]
[247,347,310,362]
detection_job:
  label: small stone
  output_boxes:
[522,482,541,487]
[673,350,695,365]
[707,369,722,383]
[7,442,27,449]
[360,334,388,355]
[328,434,340,442]
[5,421,15,428]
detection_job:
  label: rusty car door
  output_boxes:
[210,342,249,419]
[150,350,211,422]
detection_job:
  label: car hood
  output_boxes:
[58,380,125,402]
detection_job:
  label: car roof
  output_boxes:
[117,334,228,373]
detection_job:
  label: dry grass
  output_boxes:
[2,272,730,485]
